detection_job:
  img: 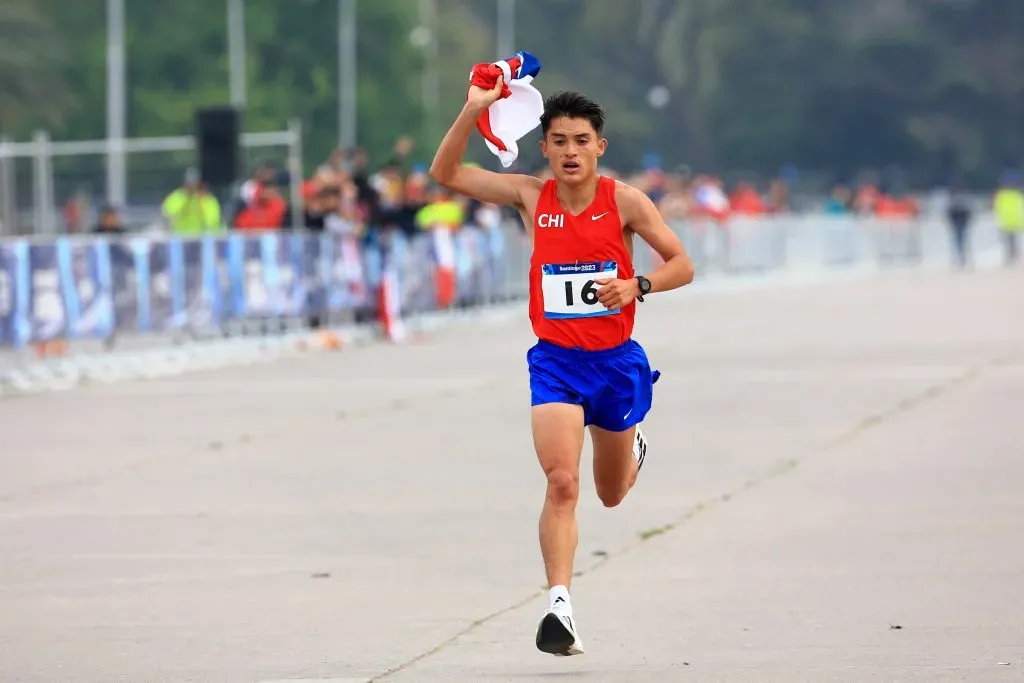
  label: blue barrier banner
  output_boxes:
[327,234,367,312]
[205,236,233,322]
[259,232,305,318]
[401,234,436,315]
[237,234,270,317]
[0,242,25,347]
[285,232,307,317]
[180,237,207,328]
[26,243,67,342]
[135,237,176,332]
[66,239,115,340]
[109,240,139,333]
[1,233,380,346]
[0,219,946,350]
[455,226,486,305]
[300,234,327,317]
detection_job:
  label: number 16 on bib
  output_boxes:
[541,261,619,319]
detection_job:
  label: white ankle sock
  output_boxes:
[549,585,570,608]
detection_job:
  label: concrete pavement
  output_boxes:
[1,266,1022,682]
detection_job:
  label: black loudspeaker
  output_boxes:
[195,106,241,187]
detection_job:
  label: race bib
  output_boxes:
[541,261,618,319]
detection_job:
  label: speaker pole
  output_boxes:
[288,117,303,232]
[338,0,357,150]
[106,0,126,209]
[228,0,247,108]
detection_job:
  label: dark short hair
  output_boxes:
[540,91,605,136]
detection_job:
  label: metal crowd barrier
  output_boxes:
[0,214,1000,355]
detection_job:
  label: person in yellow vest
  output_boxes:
[994,173,1024,266]
[415,185,466,309]
[161,168,223,236]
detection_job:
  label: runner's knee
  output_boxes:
[544,468,579,508]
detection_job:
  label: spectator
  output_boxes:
[62,186,93,233]
[767,177,791,213]
[302,164,339,205]
[294,184,342,232]
[945,186,973,269]
[343,146,380,225]
[161,167,222,236]
[853,182,881,216]
[729,181,768,216]
[415,185,465,309]
[658,175,693,221]
[415,184,465,233]
[994,172,1024,266]
[404,163,430,205]
[469,198,506,303]
[234,179,288,231]
[643,167,667,204]
[824,185,852,214]
[371,161,406,224]
[692,175,731,223]
[92,204,127,235]
[231,161,278,228]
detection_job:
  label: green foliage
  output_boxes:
[0,0,74,130]
[2,0,1020,190]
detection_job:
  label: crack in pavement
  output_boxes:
[353,356,998,682]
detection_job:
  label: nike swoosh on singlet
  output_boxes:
[591,212,609,221]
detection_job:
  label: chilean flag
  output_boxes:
[469,51,544,168]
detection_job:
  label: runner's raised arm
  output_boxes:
[429,76,541,209]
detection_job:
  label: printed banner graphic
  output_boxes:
[0,229,497,348]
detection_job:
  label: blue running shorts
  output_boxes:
[527,339,661,432]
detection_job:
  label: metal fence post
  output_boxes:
[287,117,303,231]
[32,131,49,235]
[0,137,14,236]
[42,132,56,235]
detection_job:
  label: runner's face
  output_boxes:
[541,117,606,186]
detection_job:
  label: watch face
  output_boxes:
[640,277,651,293]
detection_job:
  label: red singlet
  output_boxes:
[528,176,635,351]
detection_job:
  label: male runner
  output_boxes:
[430,78,695,656]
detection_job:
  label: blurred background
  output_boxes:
[0,0,1021,229]
[4,5,1024,678]
[0,0,1021,364]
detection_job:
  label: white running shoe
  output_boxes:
[535,595,584,656]
[633,426,649,472]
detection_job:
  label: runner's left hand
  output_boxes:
[595,278,640,311]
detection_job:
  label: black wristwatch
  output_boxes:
[635,275,652,302]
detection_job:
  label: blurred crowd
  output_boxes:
[140,137,507,245]
[65,136,1023,269]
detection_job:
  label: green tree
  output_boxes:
[8,0,1021,192]
[0,0,71,132]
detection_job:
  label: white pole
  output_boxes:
[228,0,247,108]
[0,138,14,235]
[338,0,357,150]
[287,118,303,231]
[497,0,515,59]
[41,132,56,234]
[419,0,439,137]
[106,0,126,208]
[32,132,46,235]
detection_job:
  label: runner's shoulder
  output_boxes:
[611,179,652,222]
[611,179,647,203]
[511,173,545,194]
[513,175,544,213]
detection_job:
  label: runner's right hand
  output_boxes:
[467,76,504,110]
